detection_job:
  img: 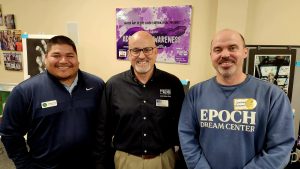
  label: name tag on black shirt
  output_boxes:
[156,99,169,107]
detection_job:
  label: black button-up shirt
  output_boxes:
[105,66,185,156]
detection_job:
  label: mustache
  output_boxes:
[56,63,72,67]
[218,57,235,64]
[136,59,150,62]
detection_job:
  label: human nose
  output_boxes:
[138,50,146,59]
[59,56,68,63]
[220,49,230,58]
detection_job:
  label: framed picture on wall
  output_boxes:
[4,14,15,29]
[0,30,22,51]
[246,48,296,100]
[3,51,23,71]
[22,34,55,79]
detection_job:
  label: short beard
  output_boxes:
[134,63,151,74]
[217,66,236,78]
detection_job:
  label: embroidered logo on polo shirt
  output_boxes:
[86,87,93,91]
[160,89,171,97]
[41,100,57,109]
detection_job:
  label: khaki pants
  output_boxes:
[114,148,175,169]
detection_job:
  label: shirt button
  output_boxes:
[143,100,146,103]
[143,116,147,120]
[144,150,147,153]
[143,133,147,136]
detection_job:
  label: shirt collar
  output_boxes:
[130,65,157,84]
[63,73,79,94]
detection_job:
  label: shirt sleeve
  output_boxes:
[178,90,212,169]
[173,78,185,146]
[243,91,295,169]
[0,87,32,168]
[94,85,114,169]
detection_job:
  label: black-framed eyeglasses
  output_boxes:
[129,47,156,57]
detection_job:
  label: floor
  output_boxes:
[0,141,15,169]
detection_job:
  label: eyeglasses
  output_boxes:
[129,47,156,57]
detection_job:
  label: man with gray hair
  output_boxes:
[95,31,185,169]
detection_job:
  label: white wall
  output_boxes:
[1,0,300,86]
[246,0,300,45]
[0,0,217,85]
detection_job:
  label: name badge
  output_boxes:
[156,99,169,107]
[41,100,57,109]
[234,98,257,110]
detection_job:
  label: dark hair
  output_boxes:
[47,35,77,54]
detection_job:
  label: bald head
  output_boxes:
[211,29,246,50]
[209,28,248,85]
[127,31,158,81]
[128,31,156,48]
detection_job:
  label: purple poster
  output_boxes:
[116,5,192,64]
